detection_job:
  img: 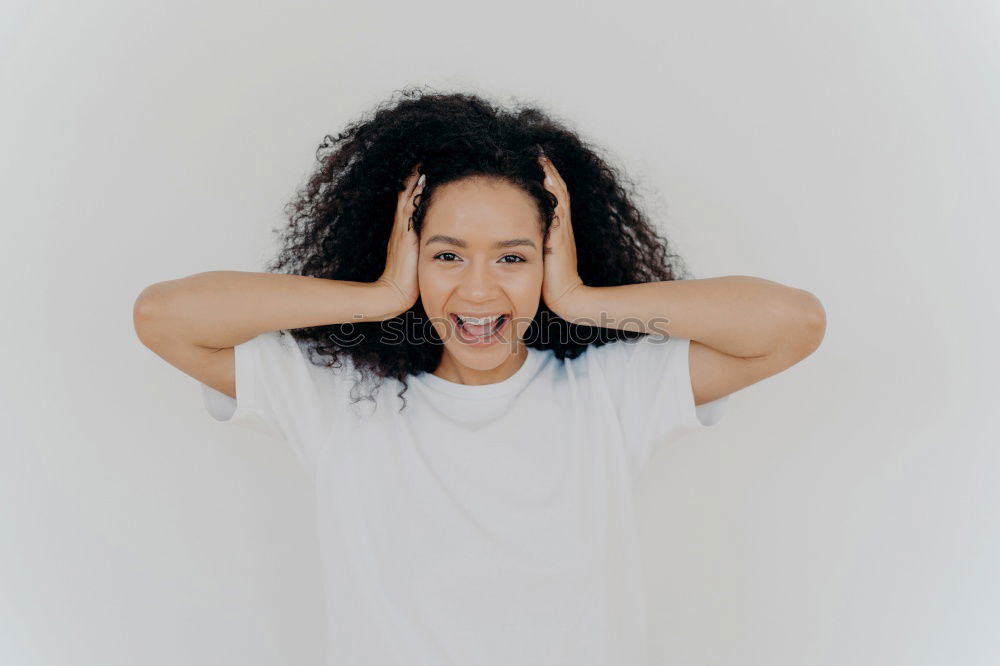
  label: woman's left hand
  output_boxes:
[539,153,585,319]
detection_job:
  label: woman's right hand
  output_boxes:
[374,164,425,317]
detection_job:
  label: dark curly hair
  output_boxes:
[265,85,693,413]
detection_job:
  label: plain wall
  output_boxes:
[2,0,997,664]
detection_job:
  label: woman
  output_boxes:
[134,87,825,665]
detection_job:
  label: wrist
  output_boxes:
[369,279,413,320]
[551,283,594,323]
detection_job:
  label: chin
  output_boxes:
[445,346,509,371]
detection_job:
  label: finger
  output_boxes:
[401,172,425,214]
[405,173,425,232]
[396,175,417,215]
[548,168,566,195]
[541,168,566,205]
[409,174,426,217]
[542,168,559,197]
[406,170,421,194]
[402,164,423,197]
[542,159,567,194]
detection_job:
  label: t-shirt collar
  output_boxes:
[414,346,542,400]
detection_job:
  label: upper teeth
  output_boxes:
[458,314,503,325]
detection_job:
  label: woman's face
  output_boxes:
[418,176,544,383]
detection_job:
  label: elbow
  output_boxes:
[793,290,826,356]
[133,283,174,347]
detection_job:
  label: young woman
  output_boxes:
[134,88,825,666]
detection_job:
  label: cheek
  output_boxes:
[417,262,446,302]
[510,266,544,298]
[509,271,543,321]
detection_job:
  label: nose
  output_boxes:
[457,258,501,302]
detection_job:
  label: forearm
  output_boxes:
[561,275,823,359]
[133,270,402,350]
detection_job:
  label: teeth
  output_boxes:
[457,313,503,325]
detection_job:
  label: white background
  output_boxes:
[2,1,997,664]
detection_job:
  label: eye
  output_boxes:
[432,253,526,263]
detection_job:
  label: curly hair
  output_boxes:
[265,85,693,413]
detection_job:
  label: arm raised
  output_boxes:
[132,270,404,400]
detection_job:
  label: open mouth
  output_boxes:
[450,313,510,344]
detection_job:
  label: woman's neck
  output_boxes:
[432,344,529,385]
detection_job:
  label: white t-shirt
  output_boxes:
[201,330,729,666]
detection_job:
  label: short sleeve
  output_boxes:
[200,330,348,476]
[587,334,730,477]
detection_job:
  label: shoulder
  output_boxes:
[581,333,686,368]
[250,329,360,389]
[554,335,689,397]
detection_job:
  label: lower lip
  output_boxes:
[452,314,511,346]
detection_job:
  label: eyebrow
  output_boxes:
[424,234,537,250]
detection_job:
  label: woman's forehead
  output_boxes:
[422,230,540,252]
[423,181,542,243]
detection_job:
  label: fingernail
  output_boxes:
[417,174,426,187]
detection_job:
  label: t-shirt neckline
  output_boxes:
[414,346,542,400]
